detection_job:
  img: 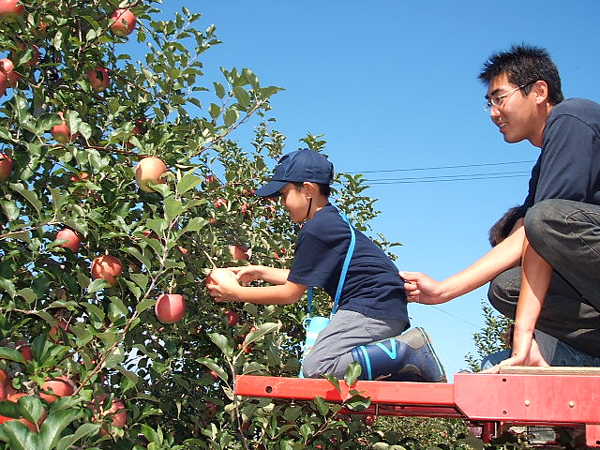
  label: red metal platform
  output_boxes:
[235,369,600,447]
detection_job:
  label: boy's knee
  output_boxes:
[488,269,520,318]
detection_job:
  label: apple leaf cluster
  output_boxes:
[0,2,465,450]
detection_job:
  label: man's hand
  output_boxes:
[400,271,446,305]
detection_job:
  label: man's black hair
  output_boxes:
[479,44,564,105]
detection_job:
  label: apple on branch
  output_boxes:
[135,156,167,192]
[109,8,136,37]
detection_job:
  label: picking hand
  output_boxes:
[399,271,445,305]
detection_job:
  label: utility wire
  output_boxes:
[367,171,530,185]
[347,160,536,175]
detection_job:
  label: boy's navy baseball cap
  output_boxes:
[255,149,334,198]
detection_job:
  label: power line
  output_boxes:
[347,160,536,175]
[367,170,530,185]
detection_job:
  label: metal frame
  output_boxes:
[235,372,600,447]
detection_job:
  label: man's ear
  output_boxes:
[533,80,550,105]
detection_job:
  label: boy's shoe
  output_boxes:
[395,327,447,382]
[351,327,447,382]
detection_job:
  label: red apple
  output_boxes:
[94,394,127,435]
[225,310,239,327]
[0,0,24,21]
[16,342,32,361]
[11,44,39,67]
[51,114,72,143]
[0,153,12,181]
[155,294,186,324]
[0,58,19,87]
[87,66,110,92]
[56,228,80,252]
[109,8,136,37]
[0,70,6,97]
[228,244,250,261]
[214,198,226,208]
[0,393,46,431]
[70,172,89,182]
[39,376,75,403]
[91,255,122,286]
[135,156,167,192]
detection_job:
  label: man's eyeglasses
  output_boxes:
[484,81,535,111]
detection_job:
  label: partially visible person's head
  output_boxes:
[479,44,564,106]
[255,149,334,198]
[489,204,528,247]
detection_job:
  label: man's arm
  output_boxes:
[496,235,553,367]
[402,224,525,304]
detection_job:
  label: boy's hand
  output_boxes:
[229,265,264,285]
[206,268,240,302]
[399,271,444,305]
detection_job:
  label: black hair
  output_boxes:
[291,182,331,198]
[479,44,564,105]
[488,204,528,247]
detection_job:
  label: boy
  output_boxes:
[206,149,446,382]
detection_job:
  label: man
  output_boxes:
[401,44,600,370]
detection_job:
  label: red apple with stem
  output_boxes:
[0,393,46,431]
[51,113,72,144]
[91,255,122,286]
[0,71,6,97]
[0,153,12,181]
[228,244,250,261]
[109,8,136,37]
[87,66,110,92]
[0,0,24,21]
[0,58,20,87]
[135,156,167,192]
[94,394,127,435]
[56,228,80,252]
[225,310,239,327]
[155,294,186,324]
[39,376,75,403]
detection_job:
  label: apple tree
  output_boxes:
[0,1,469,450]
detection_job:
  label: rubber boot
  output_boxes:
[351,327,447,382]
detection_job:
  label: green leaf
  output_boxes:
[39,409,82,449]
[233,86,251,109]
[209,103,221,119]
[56,423,101,450]
[165,197,184,221]
[214,82,226,99]
[176,171,202,194]
[9,182,42,216]
[136,297,155,314]
[224,107,238,127]
[209,332,233,358]
[313,396,329,415]
[104,347,125,368]
[0,347,25,364]
[344,361,362,387]
[243,322,280,346]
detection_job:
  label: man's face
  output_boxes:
[486,73,538,144]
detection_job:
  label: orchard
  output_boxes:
[0,1,474,449]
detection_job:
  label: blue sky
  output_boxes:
[151,1,600,379]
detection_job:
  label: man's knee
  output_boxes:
[524,199,578,249]
[488,269,520,318]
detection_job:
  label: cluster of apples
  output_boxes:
[0,367,127,434]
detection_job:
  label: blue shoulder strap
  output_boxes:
[307,213,356,317]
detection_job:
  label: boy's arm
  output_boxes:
[207,268,306,305]
[402,225,525,304]
[232,265,290,285]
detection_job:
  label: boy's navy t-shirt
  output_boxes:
[287,204,409,323]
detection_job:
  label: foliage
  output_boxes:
[0,2,467,449]
[465,302,513,372]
